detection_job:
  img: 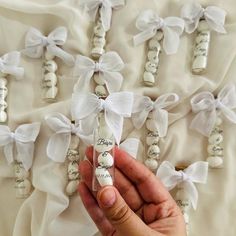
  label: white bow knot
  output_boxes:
[23,27,74,66]
[181,2,227,34]
[45,113,93,163]
[133,10,185,55]
[74,51,124,93]
[79,0,125,31]
[71,91,133,144]
[132,93,179,137]
[0,51,24,78]
[0,123,40,171]
[157,161,208,210]
[190,84,236,137]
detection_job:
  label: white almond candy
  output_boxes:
[195,33,210,44]
[45,86,58,100]
[208,133,223,145]
[91,47,105,59]
[98,152,114,168]
[94,25,106,37]
[147,51,159,63]
[0,110,7,123]
[93,37,106,47]
[197,20,209,32]
[45,50,55,60]
[183,213,190,224]
[143,71,155,86]
[145,61,157,73]
[66,180,79,196]
[67,149,80,161]
[207,145,223,156]
[146,131,160,146]
[44,60,58,73]
[68,162,79,173]
[207,156,223,168]
[15,167,30,179]
[95,167,113,186]
[192,56,208,74]
[154,31,164,41]
[95,85,108,98]
[0,87,8,99]
[175,189,191,212]
[145,158,158,170]
[44,72,57,86]
[95,138,115,152]
[147,144,160,159]
[146,119,157,132]
[98,125,113,139]
[94,74,105,85]
[148,39,161,50]
[17,179,31,197]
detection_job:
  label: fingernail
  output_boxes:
[98,187,116,207]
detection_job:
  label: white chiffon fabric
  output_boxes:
[0,0,236,236]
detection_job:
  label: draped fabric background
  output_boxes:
[0,0,236,236]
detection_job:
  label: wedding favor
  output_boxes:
[133,10,184,86]
[45,113,92,196]
[190,84,236,168]
[0,51,24,123]
[79,0,125,58]
[71,91,133,191]
[132,93,179,171]
[73,51,124,95]
[23,27,74,102]
[181,2,227,74]
[157,161,208,234]
[0,123,40,198]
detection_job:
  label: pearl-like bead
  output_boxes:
[144,158,158,170]
[98,152,114,168]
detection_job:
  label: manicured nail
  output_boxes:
[98,187,116,207]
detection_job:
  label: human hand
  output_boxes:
[78,147,186,236]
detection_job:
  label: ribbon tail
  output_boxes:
[153,109,168,137]
[103,71,123,93]
[47,133,71,163]
[133,28,156,46]
[105,110,123,145]
[132,110,149,130]
[47,45,75,66]
[3,143,14,165]
[100,4,112,31]
[184,181,198,210]
[120,138,140,158]
[163,27,180,55]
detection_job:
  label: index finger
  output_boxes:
[85,146,171,204]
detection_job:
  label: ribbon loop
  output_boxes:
[73,51,124,93]
[79,0,125,31]
[0,51,24,78]
[71,91,133,144]
[156,161,208,210]
[190,84,236,137]
[0,123,40,171]
[23,27,74,66]
[133,9,184,55]
[181,2,227,34]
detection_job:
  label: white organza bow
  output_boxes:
[71,91,133,144]
[0,51,24,78]
[181,1,227,34]
[74,51,124,93]
[23,27,74,66]
[0,123,41,171]
[190,84,236,137]
[79,0,125,31]
[132,93,179,137]
[45,113,93,163]
[157,161,208,210]
[120,138,140,158]
[133,10,184,55]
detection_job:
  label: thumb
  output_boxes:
[97,186,151,236]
